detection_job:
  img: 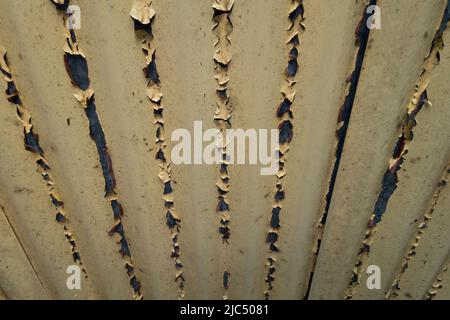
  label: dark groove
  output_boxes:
[1,48,88,280]
[304,0,376,300]
[345,1,450,295]
[84,96,116,196]
[130,1,185,298]
[64,53,90,90]
[52,0,142,299]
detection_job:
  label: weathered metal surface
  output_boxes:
[0,0,449,300]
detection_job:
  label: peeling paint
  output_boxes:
[344,6,449,298]
[263,0,305,300]
[0,0,448,301]
[304,1,377,299]
[0,46,87,278]
[387,164,450,298]
[51,0,69,11]
[51,0,142,300]
[425,260,449,300]
[130,0,185,300]
[212,0,235,300]
[0,202,50,298]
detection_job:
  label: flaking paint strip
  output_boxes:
[344,7,449,299]
[212,0,235,300]
[130,0,185,300]
[51,0,142,300]
[425,258,450,300]
[52,0,69,11]
[303,0,376,300]
[386,164,450,298]
[0,46,88,279]
[263,0,305,300]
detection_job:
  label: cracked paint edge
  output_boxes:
[130,0,185,300]
[51,0,143,300]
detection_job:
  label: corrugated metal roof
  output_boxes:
[0,0,449,300]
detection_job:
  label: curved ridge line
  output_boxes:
[304,0,376,300]
[0,203,50,298]
[387,163,450,298]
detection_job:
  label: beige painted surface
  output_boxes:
[433,262,450,300]
[0,90,93,299]
[386,29,450,299]
[353,27,450,300]
[0,0,132,299]
[225,0,288,300]
[309,0,447,300]
[75,0,178,300]
[0,0,449,300]
[272,0,366,300]
[395,184,450,300]
[150,0,224,299]
[0,202,47,299]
